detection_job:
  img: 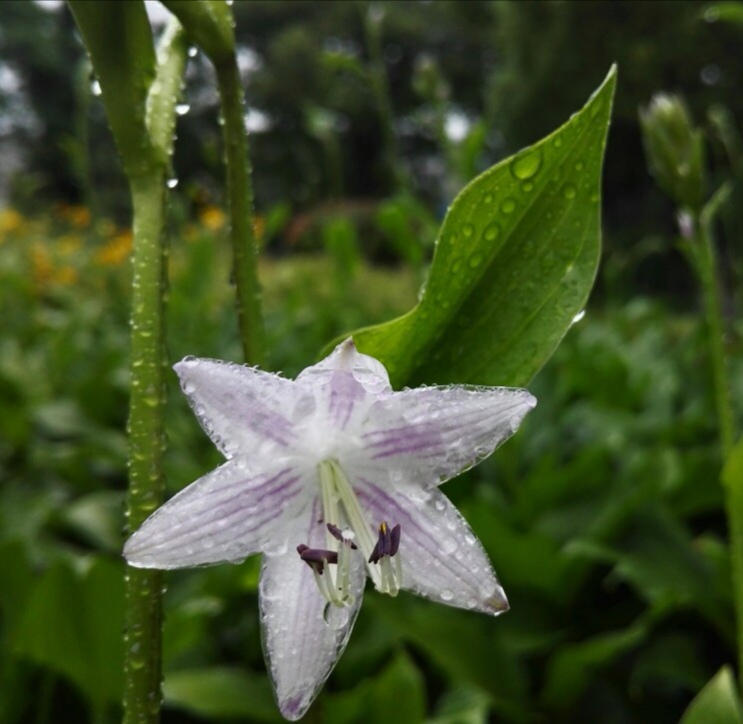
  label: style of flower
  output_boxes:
[124,339,536,720]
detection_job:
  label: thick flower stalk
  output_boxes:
[124,339,536,720]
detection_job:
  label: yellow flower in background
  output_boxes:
[57,204,91,229]
[58,234,83,256]
[0,208,24,240]
[96,229,133,266]
[30,243,78,288]
[199,205,226,231]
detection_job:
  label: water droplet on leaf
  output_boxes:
[483,223,500,241]
[501,198,516,214]
[562,183,577,199]
[510,148,543,180]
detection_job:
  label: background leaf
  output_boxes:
[347,67,616,388]
[680,666,743,724]
[163,667,281,721]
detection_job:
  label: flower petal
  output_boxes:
[297,338,391,395]
[360,385,536,486]
[357,482,508,615]
[174,357,300,459]
[260,501,366,720]
[124,460,311,569]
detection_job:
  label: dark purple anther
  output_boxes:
[327,523,358,549]
[368,522,401,564]
[297,544,338,574]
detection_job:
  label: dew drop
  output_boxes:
[434,499,446,511]
[521,181,534,193]
[467,252,485,269]
[441,589,454,601]
[562,183,577,199]
[451,258,463,274]
[166,178,179,189]
[510,148,543,180]
[483,223,500,242]
[553,137,563,148]
[483,192,494,204]
[323,603,350,629]
[439,537,458,555]
[188,46,198,58]
[462,223,475,238]
[175,103,191,116]
[574,160,585,171]
[91,79,102,96]
[501,198,517,214]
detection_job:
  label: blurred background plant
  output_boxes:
[1,1,743,723]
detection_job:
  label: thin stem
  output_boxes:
[692,211,742,690]
[214,57,267,367]
[364,5,407,194]
[693,214,734,457]
[123,173,168,724]
[728,461,743,694]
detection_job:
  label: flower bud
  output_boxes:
[640,93,706,210]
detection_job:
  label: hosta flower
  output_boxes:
[124,339,536,720]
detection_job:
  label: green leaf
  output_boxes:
[541,611,653,709]
[146,18,189,163]
[680,666,743,724]
[69,1,158,177]
[13,557,124,714]
[163,667,281,721]
[704,2,743,26]
[324,651,426,724]
[162,0,235,64]
[346,67,616,388]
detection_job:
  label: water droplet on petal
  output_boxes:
[441,589,454,601]
[175,103,191,116]
[323,604,350,629]
[510,148,543,180]
[91,79,102,96]
[166,178,179,189]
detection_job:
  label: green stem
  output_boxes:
[214,57,266,367]
[729,467,743,694]
[364,5,407,194]
[123,172,168,724]
[693,214,734,457]
[693,211,742,689]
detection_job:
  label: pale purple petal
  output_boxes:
[260,502,365,720]
[297,338,391,395]
[360,385,536,486]
[174,357,301,459]
[124,460,312,569]
[357,482,508,615]
[293,339,392,437]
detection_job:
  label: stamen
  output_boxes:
[327,523,358,549]
[368,522,403,597]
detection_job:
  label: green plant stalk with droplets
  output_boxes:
[68,4,188,722]
[163,0,267,367]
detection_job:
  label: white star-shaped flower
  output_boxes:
[124,339,536,720]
